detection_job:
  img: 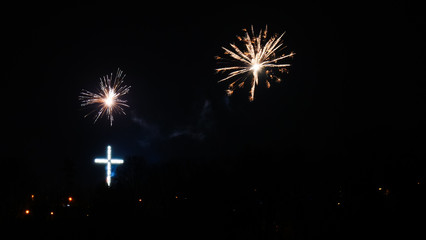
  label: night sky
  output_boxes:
[3,1,426,238]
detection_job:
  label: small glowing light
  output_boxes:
[104,94,114,107]
[385,189,390,196]
[25,210,30,215]
[68,197,73,202]
[417,181,421,185]
[337,202,341,206]
[50,211,54,216]
[175,196,178,199]
[378,187,382,191]
[31,194,34,200]
[138,198,142,202]
[251,63,261,72]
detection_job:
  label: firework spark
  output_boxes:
[216,25,295,101]
[79,68,131,126]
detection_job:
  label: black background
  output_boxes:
[3,1,426,239]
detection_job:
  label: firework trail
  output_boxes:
[216,25,295,101]
[79,68,131,126]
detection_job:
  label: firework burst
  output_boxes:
[79,68,131,126]
[216,25,295,101]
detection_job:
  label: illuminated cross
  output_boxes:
[94,145,124,187]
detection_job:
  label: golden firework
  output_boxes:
[216,25,295,101]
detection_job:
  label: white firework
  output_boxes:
[79,68,131,126]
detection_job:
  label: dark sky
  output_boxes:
[4,2,426,191]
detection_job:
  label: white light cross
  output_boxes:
[94,145,124,187]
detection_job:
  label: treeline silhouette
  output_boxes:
[3,148,426,239]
